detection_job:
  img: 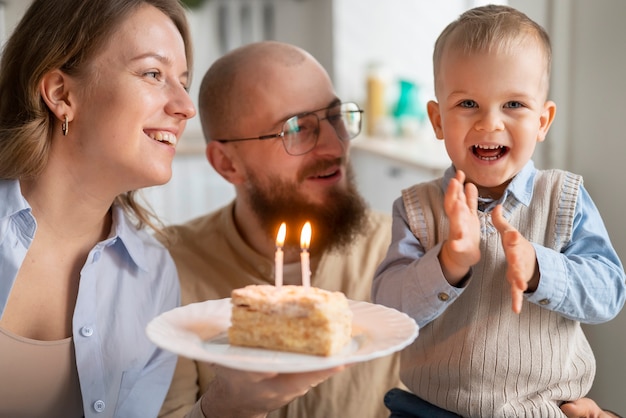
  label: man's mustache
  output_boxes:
[297,157,345,182]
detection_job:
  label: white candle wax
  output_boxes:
[275,222,286,287]
[300,221,312,288]
[275,247,283,287]
[301,249,310,288]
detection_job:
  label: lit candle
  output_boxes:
[300,221,311,288]
[275,222,286,287]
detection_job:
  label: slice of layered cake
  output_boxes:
[228,284,353,356]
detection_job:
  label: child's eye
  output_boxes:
[505,101,524,109]
[459,100,477,108]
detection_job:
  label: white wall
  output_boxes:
[332,0,506,114]
[0,0,28,45]
[554,2,626,413]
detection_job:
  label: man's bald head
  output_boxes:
[198,41,317,143]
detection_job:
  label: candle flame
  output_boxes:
[300,221,311,250]
[276,222,286,247]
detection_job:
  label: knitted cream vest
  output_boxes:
[400,169,595,417]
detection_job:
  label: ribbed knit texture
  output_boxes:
[400,169,595,417]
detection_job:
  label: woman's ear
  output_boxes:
[427,100,444,140]
[206,141,245,185]
[39,69,73,122]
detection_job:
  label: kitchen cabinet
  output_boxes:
[142,148,234,226]
[351,137,450,213]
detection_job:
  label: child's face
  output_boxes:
[428,41,556,198]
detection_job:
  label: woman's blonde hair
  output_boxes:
[0,0,193,233]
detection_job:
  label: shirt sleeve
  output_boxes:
[372,196,466,328]
[527,184,626,323]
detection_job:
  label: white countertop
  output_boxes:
[176,133,452,172]
[352,135,451,171]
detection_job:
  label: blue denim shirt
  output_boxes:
[0,179,180,417]
[373,161,626,328]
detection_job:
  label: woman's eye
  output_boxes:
[459,100,477,108]
[145,71,160,79]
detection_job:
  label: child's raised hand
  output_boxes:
[491,204,540,314]
[440,170,481,286]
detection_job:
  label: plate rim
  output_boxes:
[146,297,418,373]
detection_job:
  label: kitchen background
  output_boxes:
[2,0,625,413]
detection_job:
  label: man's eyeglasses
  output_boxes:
[214,102,364,156]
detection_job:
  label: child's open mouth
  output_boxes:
[472,144,509,161]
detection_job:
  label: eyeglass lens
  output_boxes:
[282,102,362,155]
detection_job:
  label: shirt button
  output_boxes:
[93,400,106,412]
[539,298,550,305]
[438,292,450,302]
[80,326,94,337]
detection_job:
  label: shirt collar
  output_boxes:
[221,202,273,263]
[0,179,30,219]
[107,204,150,272]
[442,160,537,207]
[0,179,148,270]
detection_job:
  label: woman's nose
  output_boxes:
[167,84,196,120]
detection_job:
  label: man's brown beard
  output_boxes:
[246,162,368,256]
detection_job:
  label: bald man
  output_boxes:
[158,41,403,418]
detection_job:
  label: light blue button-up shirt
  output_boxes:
[0,179,180,417]
[373,161,626,328]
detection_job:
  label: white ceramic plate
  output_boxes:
[146,298,418,373]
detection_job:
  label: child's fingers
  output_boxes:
[444,177,461,214]
[491,204,511,233]
[511,287,523,314]
[464,181,478,214]
[455,169,466,185]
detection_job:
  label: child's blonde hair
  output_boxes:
[433,4,552,93]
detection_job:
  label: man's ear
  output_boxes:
[206,141,245,185]
[39,69,74,123]
[427,100,444,140]
[537,100,557,143]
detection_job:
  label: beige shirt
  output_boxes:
[158,202,402,418]
[0,327,83,417]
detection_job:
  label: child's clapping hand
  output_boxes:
[491,204,540,313]
[439,170,481,286]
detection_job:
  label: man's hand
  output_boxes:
[491,204,539,314]
[200,364,345,418]
[439,170,481,286]
[561,398,622,418]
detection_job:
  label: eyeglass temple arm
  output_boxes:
[215,132,284,143]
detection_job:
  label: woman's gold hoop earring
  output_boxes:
[62,115,69,136]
